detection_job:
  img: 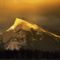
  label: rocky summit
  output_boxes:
[0,18,60,51]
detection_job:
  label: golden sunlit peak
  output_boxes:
[6,18,23,31]
[6,18,39,31]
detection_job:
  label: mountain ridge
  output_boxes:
[0,18,60,51]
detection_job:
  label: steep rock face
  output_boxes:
[0,18,60,51]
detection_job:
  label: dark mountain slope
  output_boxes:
[0,18,60,51]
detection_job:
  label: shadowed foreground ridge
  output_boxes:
[0,18,60,51]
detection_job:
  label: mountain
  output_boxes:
[0,18,60,51]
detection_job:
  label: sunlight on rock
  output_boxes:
[0,18,60,51]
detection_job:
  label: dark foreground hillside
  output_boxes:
[0,28,60,51]
[0,28,60,59]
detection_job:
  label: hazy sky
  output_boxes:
[0,0,60,33]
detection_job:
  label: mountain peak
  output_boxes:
[6,18,60,39]
[7,18,39,32]
[0,18,60,50]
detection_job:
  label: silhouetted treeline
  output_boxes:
[0,49,60,59]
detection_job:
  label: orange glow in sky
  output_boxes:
[0,0,60,12]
